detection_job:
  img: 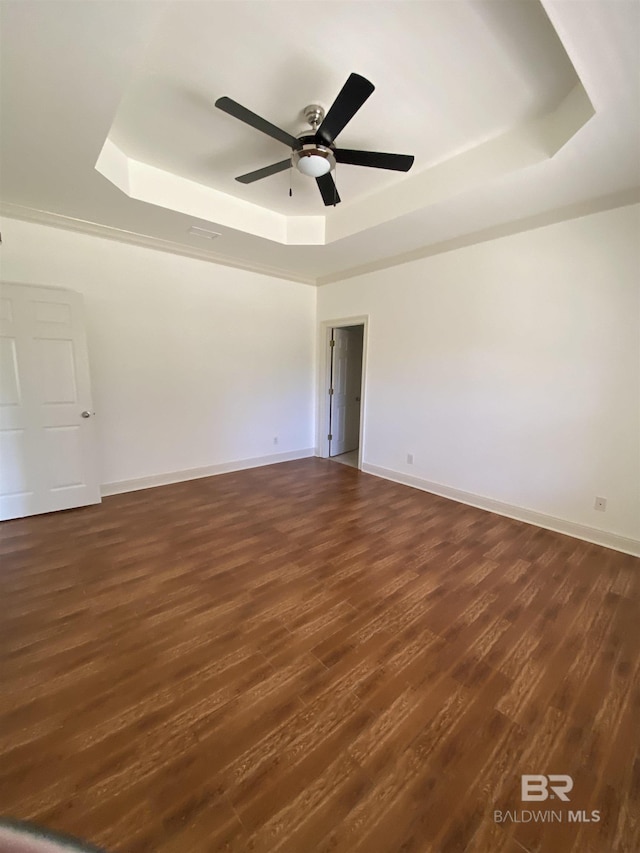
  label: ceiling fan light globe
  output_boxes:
[297,153,331,177]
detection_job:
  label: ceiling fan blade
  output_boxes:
[316,173,341,206]
[316,73,375,146]
[236,159,291,184]
[215,97,302,150]
[335,149,414,172]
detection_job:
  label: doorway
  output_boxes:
[317,317,367,470]
[0,282,101,520]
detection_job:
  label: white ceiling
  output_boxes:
[108,0,577,215]
[1,0,639,284]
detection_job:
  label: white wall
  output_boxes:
[318,204,640,547]
[2,207,638,552]
[0,218,316,488]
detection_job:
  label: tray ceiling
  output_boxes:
[1,0,638,281]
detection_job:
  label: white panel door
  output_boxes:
[329,328,350,456]
[0,283,100,520]
[344,327,363,453]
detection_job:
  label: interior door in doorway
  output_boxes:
[329,328,348,456]
[329,326,361,457]
[343,325,363,452]
[0,283,101,521]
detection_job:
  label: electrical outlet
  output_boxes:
[594,496,607,512]
[407,453,413,465]
[273,436,278,445]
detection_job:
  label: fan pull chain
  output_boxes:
[334,160,338,207]
[289,164,292,198]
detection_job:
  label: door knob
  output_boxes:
[81,411,92,418]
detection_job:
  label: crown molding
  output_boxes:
[316,187,640,286]
[3,189,638,290]
[0,202,316,287]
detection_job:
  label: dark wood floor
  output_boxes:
[1,458,638,853]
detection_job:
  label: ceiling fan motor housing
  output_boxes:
[293,137,336,177]
[293,105,336,176]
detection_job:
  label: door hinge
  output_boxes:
[329,339,335,347]
[327,434,333,441]
[329,388,334,395]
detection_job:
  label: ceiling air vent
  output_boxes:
[188,226,221,240]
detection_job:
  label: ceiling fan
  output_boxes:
[215,73,414,206]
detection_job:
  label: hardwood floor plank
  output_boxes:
[1,458,638,851]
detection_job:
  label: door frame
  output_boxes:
[316,315,369,468]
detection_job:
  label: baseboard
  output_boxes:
[361,463,640,558]
[101,448,315,497]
